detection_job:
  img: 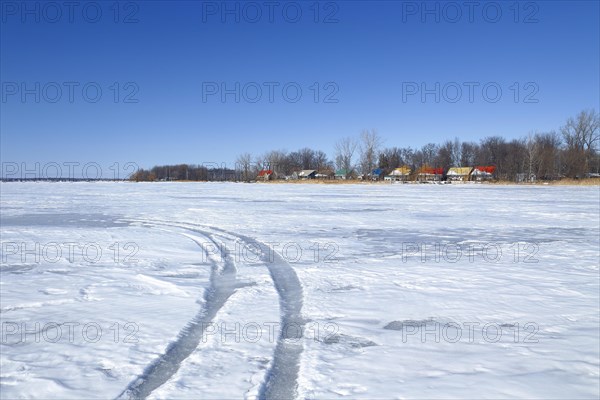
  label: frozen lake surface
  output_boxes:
[1,182,598,399]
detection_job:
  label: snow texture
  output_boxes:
[1,182,598,399]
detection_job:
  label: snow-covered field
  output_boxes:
[1,182,598,399]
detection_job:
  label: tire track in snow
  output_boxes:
[123,220,305,400]
[119,227,238,400]
[207,226,305,400]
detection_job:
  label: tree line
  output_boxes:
[131,109,599,182]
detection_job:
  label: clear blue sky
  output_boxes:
[1,0,599,175]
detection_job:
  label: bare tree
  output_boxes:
[235,153,252,182]
[262,150,287,175]
[437,138,463,168]
[534,132,561,178]
[562,109,600,152]
[298,148,316,170]
[400,147,415,169]
[334,136,358,177]
[525,132,538,178]
[358,129,383,174]
[451,137,462,166]
[253,155,265,177]
[436,141,454,171]
[504,139,527,181]
[286,151,302,174]
[460,142,478,166]
[561,109,600,176]
[420,143,438,166]
[379,147,403,172]
[314,150,330,172]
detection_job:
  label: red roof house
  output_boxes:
[257,169,274,181]
[471,166,496,180]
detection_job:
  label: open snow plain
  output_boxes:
[1,182,598,399]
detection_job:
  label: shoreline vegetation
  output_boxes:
[253,178,600,186]
[2,178,598,186]
[129,109,599,184]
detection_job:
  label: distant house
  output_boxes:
[334,169,353,180]
[471,166,496,181]
[257,169,274,181]
[298,170,316,179]
[384,166,411,182]
[417,166,444,182]
[369,168,384,181]
[447,167,472,182]
[315,171,334,179]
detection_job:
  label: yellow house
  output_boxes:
[447,167,473,181]
[384,166,412,182]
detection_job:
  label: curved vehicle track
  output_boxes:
[118,220,305,400]
[119,227,238,399]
